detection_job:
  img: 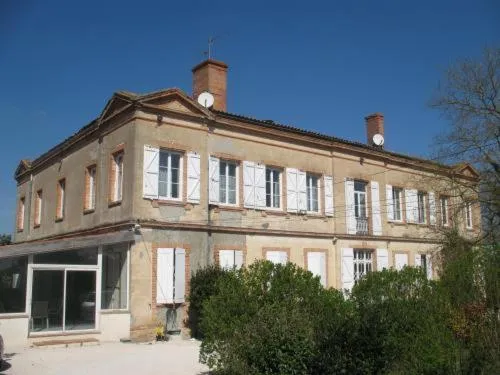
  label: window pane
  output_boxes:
[228,163,236,177]
[229,190,236,204]
[159,151,168,168]
[354,181,366,192]
[158,180,168,197]
[0,256,28,313]
[170,154,180,169]
[34,248,98,265]
[102,244,128,310]
[220,162,226,177]
[171,168,179,184]
[171,183,179,198]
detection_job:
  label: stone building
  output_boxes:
[0,59,480,346]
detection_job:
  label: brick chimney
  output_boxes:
[192,59,228,112]
[365,113,384,146]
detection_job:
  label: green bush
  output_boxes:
[187,264,229,340]
[199,260,346,374]
[351,267,457,374]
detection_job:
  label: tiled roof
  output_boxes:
[213,110,449,169]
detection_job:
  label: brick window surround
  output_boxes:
[151,243,191,311]
[34,189,42,227]
[84,164,97,212]
[109,146,124,205]
[56,179,66,221]
[17,196,25,231]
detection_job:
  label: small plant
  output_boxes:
[154,321,166,341]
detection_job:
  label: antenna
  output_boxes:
[197,91,215,108]
[208,36,217,59]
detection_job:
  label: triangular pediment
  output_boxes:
[99,92,136,122]
[15,159,31,179]
[454,163,480,178]
[138,88,210,116]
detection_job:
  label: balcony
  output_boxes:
[356,216,369,235]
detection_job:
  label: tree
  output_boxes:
[0,234,11,246]
[430,47,500,241]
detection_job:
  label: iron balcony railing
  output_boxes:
[356,216,369,235]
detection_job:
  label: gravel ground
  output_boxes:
[0,339,209,375]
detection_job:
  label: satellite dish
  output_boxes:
[197,91,214,108]
[373,133,385,146]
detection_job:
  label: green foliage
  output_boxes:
[200,260,345,375]
[187,264,229,339]
[351,267,457,374]
[0,234,11,246]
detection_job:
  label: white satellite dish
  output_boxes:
[197,91,214,108]
[373,133,385,146]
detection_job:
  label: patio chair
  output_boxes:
[30,301,49,330]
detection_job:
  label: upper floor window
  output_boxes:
[220,160,237,205]
[56,179,66,220]
[354,181,367,218]
[266,167,281,209]
[17,197,25,231]
[34,190,42,227]
[440,196,449,226]
[110,151,124,203]
[417,191,426,224]
[465,202,473,229]
[85,165,97,211]
[306,173,319,212]
[392,187,403,221]
[159,150,181,200]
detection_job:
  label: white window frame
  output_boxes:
[265,167,282,210]
[417,191,426,224]
[392,187,403,222]
[158,150,183,201]
[306,173,320,213]
[218,250,244,270]
[465,202,473,229]
[440,196,449,226]
[354,180,367,218]
[113,153,124,202]
[353,249,372,283]
[219,160,239,206]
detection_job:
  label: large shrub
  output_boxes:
[199,260,347,375]
[351,267,457,374]
[187,264,229,339]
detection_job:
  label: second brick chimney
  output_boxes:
[365,113,384,146]
[192,59,228,112]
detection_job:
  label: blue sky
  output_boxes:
[0,0,498,234]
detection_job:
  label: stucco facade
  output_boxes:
[1,60,480,347]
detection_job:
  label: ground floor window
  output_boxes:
[102,244,128,310]
[353,250,372,283]
[30,269,96,332]
[0,256,27,313]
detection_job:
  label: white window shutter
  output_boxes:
[405,189,417,223]
[386,184,394,221]
[324,175,334,217]
[209,156,220,204]
[341,248,354,291]
[286,168,298,213]
[426,255,433,279]
[429,192,436,225]
[414,254,422,267]
[298,170,307,212]
[219,250,235,270]
[254,164,266,209]
[376,249,389,271]
[143,145,159,199]
[371,181,382,236]
[280,251,288,265]
[395,253,408,271]
[344,179,356,234]
[308,252,326,287]
[234,250,244,270]
[187,152,201,203]
[157,248,174,304]
[243,161,256,208]
[174,248,186,303]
